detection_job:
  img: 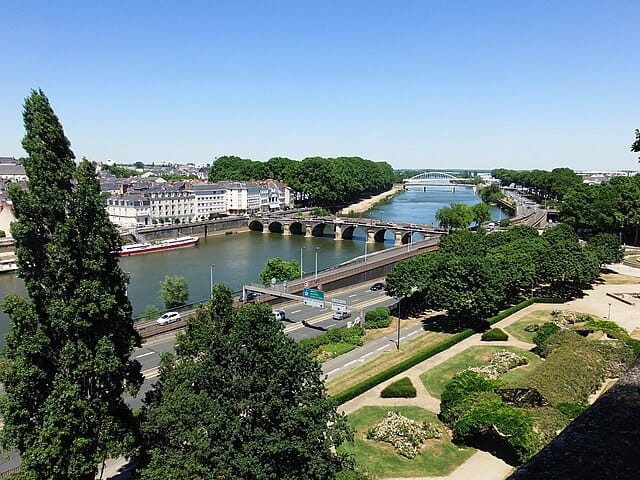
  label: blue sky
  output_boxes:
[1,0,638,170]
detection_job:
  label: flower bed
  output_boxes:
[367,411,442,458]
[468,350,529,380]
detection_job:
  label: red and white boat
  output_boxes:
[120,236,199,256]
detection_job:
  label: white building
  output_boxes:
[146,183,195,224]
[106,194,151,228]
[190,182,227,219]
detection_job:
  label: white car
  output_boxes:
[156,311,181,325]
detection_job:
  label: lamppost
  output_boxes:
[364,238,368,263]
[396,296,402,350]
[608,303,611,320]
[300,246,305,279]
[210,264,215,299]
[314,247,320,280]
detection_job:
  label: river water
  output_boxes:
[0,187,502,343]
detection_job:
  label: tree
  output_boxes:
[471,202,491,226]
[586,232,625,266]
[139,298,351,479]
[435,203,475,230]
[0,90,141,479]
[632,129,640,161]
[259,257,301,285]
[159,275,189,308]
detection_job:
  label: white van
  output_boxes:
[273,309,286,321]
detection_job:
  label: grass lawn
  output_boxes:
[504,311,555,343]
[314,342,358,361]
[325,331,449,397]
[339,406,475,478]
[420,345,542,399]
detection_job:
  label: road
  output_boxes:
[126,279,401,409]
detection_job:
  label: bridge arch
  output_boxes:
[248,220,264,232]
[288,221,305,235]
[268,221,284,234]
[405,171,461,182]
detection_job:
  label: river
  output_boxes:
[0,187,503,344]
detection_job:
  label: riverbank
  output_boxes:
[338,184,405,215]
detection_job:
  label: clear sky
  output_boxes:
[1,0,638,171]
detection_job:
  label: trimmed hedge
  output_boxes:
[380,377,417,398]
[332,329,475,405]
[481,328,508,341]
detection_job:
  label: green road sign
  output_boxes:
[303,288,325,308]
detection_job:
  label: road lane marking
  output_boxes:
[407,330,420,337]
[326,368,341,376]
[377,345,389,351]
[142,367,160,379]
[291,309,301,314]
[348,294,357,298]
[344,360,357,367]
[136,352,155,358]
[400,336,407,341]
[360,352,374,360]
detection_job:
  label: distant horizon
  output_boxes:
[2,1,638,171]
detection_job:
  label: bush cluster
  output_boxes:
[380,377,417,398]
[468,350,528,380]
[367,411,441,458]
[364,307,391,329]
[481,328,508,341]
[299,326,364,355]
[532,323,561,352]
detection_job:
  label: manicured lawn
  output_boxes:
[420,345,542,399]
[504,311,555,343]
[315,342,358,361]
[325,331,449,396]
[339,406,475,478]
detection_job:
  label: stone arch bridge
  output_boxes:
[248,216,447,246]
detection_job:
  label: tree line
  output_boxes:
[384,225,623,329]
[208,155,395,207]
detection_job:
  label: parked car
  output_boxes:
[156,311,181,325]
[370,282,384,291]
[332,310,352,320]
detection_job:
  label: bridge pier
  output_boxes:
[367,230,375,244]
[394,231,403,246]
[335,224,343,241]
[282,224,291,236]
[305,224,312,238]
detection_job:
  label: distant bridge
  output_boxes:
[248,216,447,246]
[404,171,475,191]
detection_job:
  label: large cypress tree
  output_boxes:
[0,90,142,479]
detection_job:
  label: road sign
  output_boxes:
[303,288,325,308]
[331,298,347,312]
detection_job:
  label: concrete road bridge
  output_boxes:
[404,171,476,191]
[248,216,448,246]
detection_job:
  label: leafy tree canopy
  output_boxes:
[140,296,351,479]
[0,90,141,479]
[259,257,301,285]
[159,275,189,309]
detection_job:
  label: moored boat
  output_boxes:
[120,236,199,256]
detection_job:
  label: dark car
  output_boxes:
[239,291,262,302]
[370,282,384,291]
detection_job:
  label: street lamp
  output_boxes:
[315,247,320,280]
[210,264,215,299]
[364,238,368,263]
[300,246,305,279]
[608,303,611,320]
[396,297,402,350]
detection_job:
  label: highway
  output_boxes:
[126,279,402,409]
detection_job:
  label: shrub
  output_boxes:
[524,323,539,332]
[481,328,508,341]
[556,402,589,419]
[0,230,6,238]
[365,306,391,329]
[468,350,528,380]
[380,377,417,398]
[532,322,561,352]
[367,411,441,458]
[299,326,364,355]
